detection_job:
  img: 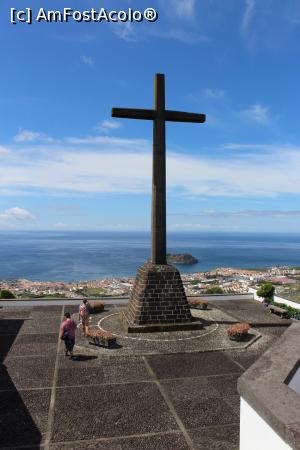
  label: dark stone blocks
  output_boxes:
[122,263,197,332]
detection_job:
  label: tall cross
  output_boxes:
[112,73,205,265]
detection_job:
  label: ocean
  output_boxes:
[0,231,300,282]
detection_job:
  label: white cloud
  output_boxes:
[53,222,69,229]
[65,135,148,150]
[0,207,35,221]
[0,146,11,157]
[174,210,300,218]
[113,23,136,42]
[14,129,54,143]
[150,28,209,45]
[241,0,256,34]
[2,139,300,199]
[96,120,121,133]
[169,223,237,231]
[82,56,94,66]
[203,89,227,100]
[160,0,196,20]
[241,104,270,124]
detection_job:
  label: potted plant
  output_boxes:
[188,299,208,310]
[227,322,250,341]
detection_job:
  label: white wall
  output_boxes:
[240,398,292,450]
[249,288,300,310]
[194,293,254,301]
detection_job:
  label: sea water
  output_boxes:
[0,231,300,281]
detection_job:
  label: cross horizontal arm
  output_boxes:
[164,110,206,123]
[112,108,156,121]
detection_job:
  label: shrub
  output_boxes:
[205,287,223,294]
[227,322,250,340]
[257,283,275,303]
[0,289,16,299]
[271,301,299,318]
[89,301,105,314]
[188,299,208,309]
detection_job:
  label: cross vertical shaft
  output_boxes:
[112,72,205,267]
[152,74,166,265]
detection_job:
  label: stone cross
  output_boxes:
[112,73,205,265]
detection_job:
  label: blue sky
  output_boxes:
[1,0,300,232]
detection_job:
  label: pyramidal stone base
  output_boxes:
[121,262,203,333]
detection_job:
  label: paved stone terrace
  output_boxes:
[0,300,291,450]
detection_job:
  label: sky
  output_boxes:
[1,0,300,232]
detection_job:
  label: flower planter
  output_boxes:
[188,300,208,310]
[227,322,250,342]
[229,333,248,342]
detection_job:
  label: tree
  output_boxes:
[0,289,16,299]
[205,287,223,294]
[256,283,275,304]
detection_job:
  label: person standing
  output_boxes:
[60,312,77,358]
[79,298,91,337]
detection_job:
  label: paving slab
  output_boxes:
[2,355,56,389]
[50,431,189,450]
[174,395,238,429]
[0,309,31,319]
[0,318,25,335]
[15,332,58,344]
[51,383,179,442]
[145,352,242,380]
[0,388,50,448]
[161,373,240,401]
[7,342,58,357]
[0,334,19,357]
[33,305,63,313]
[190,424,240,450]
[57,356,151,387]
[19,317,61,334]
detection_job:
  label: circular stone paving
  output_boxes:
[98,311,219,342]
[74,306,261,356]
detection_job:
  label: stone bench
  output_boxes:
[87,329,117,348]
[268,305,286,318]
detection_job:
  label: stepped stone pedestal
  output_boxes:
[121,263,203,333]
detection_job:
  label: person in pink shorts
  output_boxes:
[79,299,90,337]
[60,312,77,358]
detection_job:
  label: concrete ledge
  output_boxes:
[238,323,300,450]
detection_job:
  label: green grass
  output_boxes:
[85,287,106,296]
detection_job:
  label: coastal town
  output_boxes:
[1,265,300,303]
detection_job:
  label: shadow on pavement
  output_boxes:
[0,319,42,449]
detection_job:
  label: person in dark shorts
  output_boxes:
[60,312,77,358]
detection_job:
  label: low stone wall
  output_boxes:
[238,323,300,450]
[191,293,254,301]
[249,288,300,310]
